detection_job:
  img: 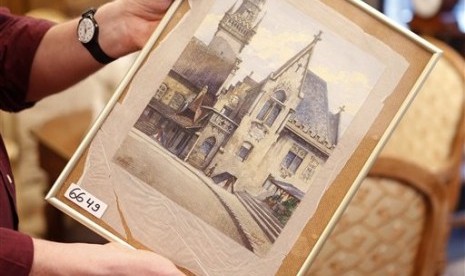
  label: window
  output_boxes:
[257,100,272,121]
[281,152,303,173]
[302,156,319,181]
[281,144,307,174]
[274,90,286,102]
[237,142,253,161]
[155,83,168,100]
[199,137,216,157]
[265,104,281,126]
[221,106,233,117]
[169,93,185,111]
[147,110,161,125]
[256,90,286,127]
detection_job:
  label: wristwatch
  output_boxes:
[77,8,116,64]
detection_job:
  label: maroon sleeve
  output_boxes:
[0,8,54,112]
[0,228,34,276]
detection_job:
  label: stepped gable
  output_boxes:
[233,78,263,122]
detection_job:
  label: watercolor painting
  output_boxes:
[112,0,385,256]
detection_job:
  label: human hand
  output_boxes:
[117,0,174,48]
[26,0,176,105]
[100,242,184,275]
[31,239,184,275]
[96,0,174,57]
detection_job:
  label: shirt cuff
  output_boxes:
[0,228,34,276]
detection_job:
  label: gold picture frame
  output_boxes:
[46,0,441,275]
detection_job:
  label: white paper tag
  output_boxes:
[65,183,108,219]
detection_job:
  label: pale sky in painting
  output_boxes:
[194,0,386,134]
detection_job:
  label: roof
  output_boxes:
[291,70,339,146]
[270,178,305,201]
[172,37,237,97]
[148,100,207,129]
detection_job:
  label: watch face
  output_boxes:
[412,0,443,18]
[77,18,96,43]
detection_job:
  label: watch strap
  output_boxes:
[82,33,116,64]
[79,8,116,64]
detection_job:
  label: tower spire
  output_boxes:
[208,0,267,62]
[226,0,239,14]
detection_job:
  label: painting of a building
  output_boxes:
[124,0,341,248]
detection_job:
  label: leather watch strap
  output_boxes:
[78,8,116,64]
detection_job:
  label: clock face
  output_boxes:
[77,18,95,43]
[412,0,443,18]
[228,95,239,107]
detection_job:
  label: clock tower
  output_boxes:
[208,0,266,63]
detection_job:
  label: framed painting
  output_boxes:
[46,0,441,275]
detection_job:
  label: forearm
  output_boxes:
[27,18,99,102]
[26,2,138,102]
[30,239,109,275]
[30,238,183,276]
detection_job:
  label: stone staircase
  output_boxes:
[236,191,284,243]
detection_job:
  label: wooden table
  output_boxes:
[31,109,104,242]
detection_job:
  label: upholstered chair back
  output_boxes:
[307,37,465,276]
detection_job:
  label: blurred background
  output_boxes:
[0,0,136,242]
[0,0,463,275]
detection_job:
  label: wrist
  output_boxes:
[92,2,137,59]
[31,239,123,275]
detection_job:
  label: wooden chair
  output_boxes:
[307,37,465,275]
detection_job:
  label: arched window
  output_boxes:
[169,93,185,111]
[199,137,216,157]
[256,90,287,127]
[154,83,168,100]
[237,142,253,161]
[273,90,286,102]
[265,104,282,126]
[257,100,272,121]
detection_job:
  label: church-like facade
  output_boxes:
[133,0,340,216]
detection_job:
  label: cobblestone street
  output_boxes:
[114,130,273,256]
